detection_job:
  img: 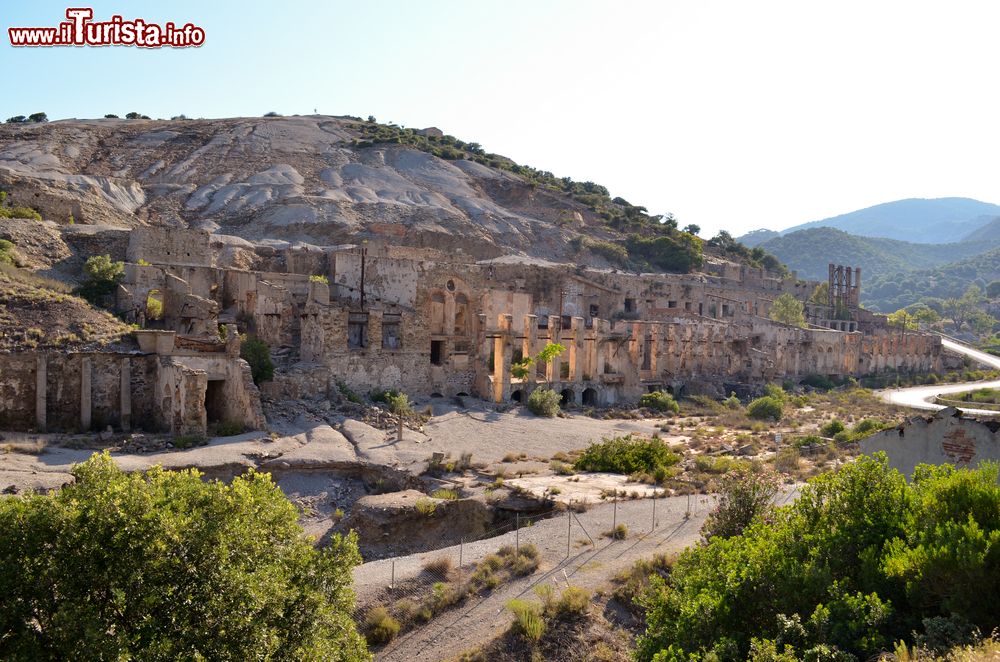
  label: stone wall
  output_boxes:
[861,408,1000,477]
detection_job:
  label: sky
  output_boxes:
[4,0,1000,237]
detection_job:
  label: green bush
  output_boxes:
[636,456,1000,661]
[527,387,561,417]
[640,390,680,413]
[763,383,786,400]
[75,254,124,305]
[0,452,368,660]
[852,418,886,437]
[0,206,42,221]
[574,434,680,475]
[746,396,783,421]
[820,419,846,437]
[0,239,15,265]
[723,392,742,409]
[553,586,591,618]
[508,599,545,641]
[239,335,274,385]
[363,606,400,645]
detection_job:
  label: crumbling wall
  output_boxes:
[861,408,1000,477]
[127,227,212,267]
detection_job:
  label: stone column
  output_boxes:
[546,315,561,384]
[522,315,537,388]
[368,310,383,352]
[492,314,513,402]
[81,356,92,432]
[570,317,584,383]
[444,292,456,336]
[120,358,132,432]
[35,354,47,432]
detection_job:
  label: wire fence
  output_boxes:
[352,490,717,653]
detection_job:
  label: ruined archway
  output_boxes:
[560,389,575,406]
[511,389,523,403]
[582,387,598,406]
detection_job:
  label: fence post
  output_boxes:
[651,489,656,532]
[390,559,395,589]
[613,493,618,533]
[685,491,691,519]
[515,513,520,553]
[566,508,571,558]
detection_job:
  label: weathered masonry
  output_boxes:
[0,227,943,432]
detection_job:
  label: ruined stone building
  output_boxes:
[0,227,943,435]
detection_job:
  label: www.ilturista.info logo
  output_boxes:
[8,8,205,48]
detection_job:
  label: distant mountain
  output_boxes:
[865,245,1000,312]
[961,216,1000,243]
[756,227,1000,283]
[749,198,1000,245]
[736,228,779,247]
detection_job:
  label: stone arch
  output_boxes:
[560,388,576,406]
[510,389,523,403]
[582,387,598,406]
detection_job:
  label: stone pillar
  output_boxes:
[522,315,537,388]
[475,313,491,397]
[570,317,584,383]
[584,327,597,382]
[444,292,456,336]
[492,314,513,402]
[120,358,132,432]
[546,315,561,384]
[650,323,660,376]
[35,354,47,432]
[81,356,92,432]
[369,310,383,352]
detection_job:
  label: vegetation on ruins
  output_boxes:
[527,387,561,417]
[574,434,680,476]
[746,395,783,421]
[386,392,412,440]
[75,254,125,306]
[768,292,807,328]
[0,453,369,661]
[240,334,275,384]
[639,390,680,413]
[512,342,567,383]
[636,456,1000,661]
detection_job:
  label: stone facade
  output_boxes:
[0,226,946,434]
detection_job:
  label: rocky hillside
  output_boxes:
[0,115,711,271]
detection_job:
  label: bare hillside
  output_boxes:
[0,116,630,262]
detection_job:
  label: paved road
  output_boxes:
[880,337,1000,416]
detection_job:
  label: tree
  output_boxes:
[969,310,997,336]
[386,392,412,441]
[27,112,48,123]
[76,254,125,306]
[769,293,806,328]
[988,280,1000,299]
[809,282,830,305]
[5,115,26,124]
[943,285,984,331]
[125,112,150,120]
[240,335,275,384]
[104,114,119,119]
[0,452,370,661]
[909,304,941,326]
[887,308,917,331]
[702,466,779,540]
[636,456,1000,662]
[683,224,701,235]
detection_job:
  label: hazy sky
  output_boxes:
[4,1,1000,237]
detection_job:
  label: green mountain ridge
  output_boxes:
[739,197,1000,245]
[756,227,1000,288]
[865,245,1000,312]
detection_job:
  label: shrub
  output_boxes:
[430,488,459,500]
[0,206,42,221]
[553,586,591,619]
[702,466,780,540]
[527,388,561,417]
[763,383,786,400]
[422,556,453,578]
[145,291,163,321]
[574,434,680,475]
[239,335,274,384]
[76,254,124,305]
[508,599,545,641]
[635,457,1000,662]
[852,418,886,437]
[606,523,628,540]
[0,239,15,265]
[640,390,680,413]
[213,420,246,437]
[0,452,368,660]
[747,396,783,421]
[308,274,328,284]
[415,498,436,517]
[363,606,400,645]
[820,419,846,437]
[724,392,742,409]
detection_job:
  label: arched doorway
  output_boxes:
[510,389,523,403]
[560,389,575,406]
[582,387,598,406]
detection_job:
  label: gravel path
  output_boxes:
[355,486,801,661]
